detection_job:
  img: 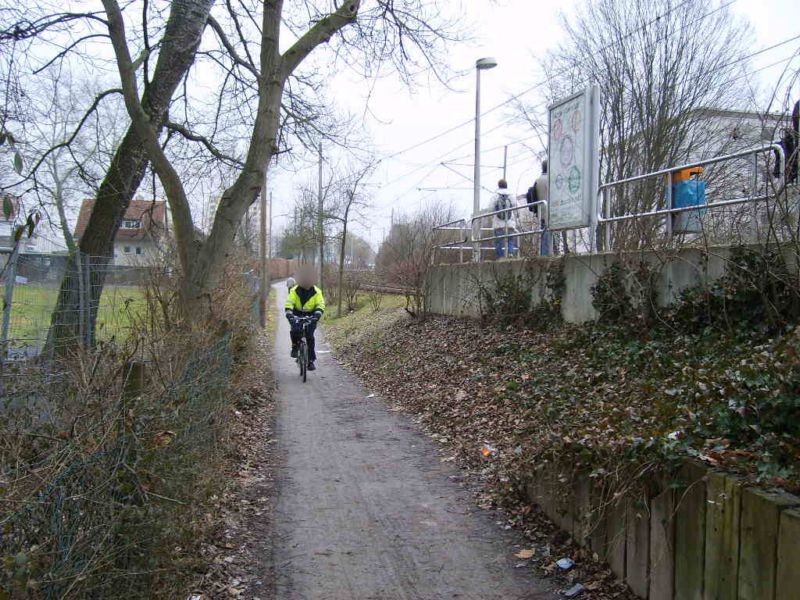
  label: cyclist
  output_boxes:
[284,266,325,371]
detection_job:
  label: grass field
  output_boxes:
[6,283,146,345]
[324,293,407,350]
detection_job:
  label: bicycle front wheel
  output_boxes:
[299,342,307,381]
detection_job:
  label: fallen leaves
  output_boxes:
[326,303,800,597]
[153,430,177,448]
[195,332,278,598]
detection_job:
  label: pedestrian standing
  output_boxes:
[527,160,550,256]
[491,179,518,258]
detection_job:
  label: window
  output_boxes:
[121,219,141,229]
[124,246,131,253]
[135,246,142,255]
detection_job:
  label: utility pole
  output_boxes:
[473,58,498,261]
[503,145,508,180]
[317,142,324,287]
[259,171,268,328]
[268,191,273,263]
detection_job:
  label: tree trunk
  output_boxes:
[94,0,358,322]
[46,0,214,354]
[178,71,285,317]
[173,0,298,316]
[337,214,349,317]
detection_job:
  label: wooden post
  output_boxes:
[704,472,742,599]
[738,488,800,599]
[123,361,146,399]
[260,172,268,328]
[625,496,651,597]
[649,486,675,600]
[674,461,707,600]
[777,508,800,600]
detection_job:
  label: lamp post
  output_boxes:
[473,57,498,262]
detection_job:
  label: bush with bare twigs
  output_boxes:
[0,252,259,598]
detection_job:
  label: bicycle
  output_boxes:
[292,315,316,382]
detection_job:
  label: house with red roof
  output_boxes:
[74,198,168,266]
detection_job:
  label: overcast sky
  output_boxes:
[267,0,800,247]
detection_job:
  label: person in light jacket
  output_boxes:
[527,160,550,256]
[491,179,518,258]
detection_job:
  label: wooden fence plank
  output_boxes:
[573,477,592,546]
[607,497,627,581]
[626,496,651,598]
[738,488,799,600]
[588,482,609,559]
[776,508,800,600]
[674,462,707,600]
[649,487,675,600]
[703,472,742,599]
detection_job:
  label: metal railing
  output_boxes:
[433,143,788,262]
[432,218,470,263]
[433,201,548,263]
[598,143,786,251]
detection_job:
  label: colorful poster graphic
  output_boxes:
[548,89,595,229]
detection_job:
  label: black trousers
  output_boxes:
[290,320,317,360]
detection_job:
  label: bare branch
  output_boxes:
[101,0,196,273]
[32,33,110,74]
[0,11,108,43]
[165,120,245,168]
[23,88,123,180]
[207,14,260,80]
[280,2,360,81]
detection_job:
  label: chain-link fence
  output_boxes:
[0,253,263,597]
[0,331,237,598]
[0,251,148,361]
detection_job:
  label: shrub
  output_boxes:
[477,260,565,329]
[590,262,632,322]
[0,255,257,598]
[672,245,800,333]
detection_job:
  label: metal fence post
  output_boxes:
[1,245,20,360]
[666,171,673,244]
[84,254,93,347]
[752,150,760,242]
[603,188,611,252]
[504,216,509,258]
[76,251,85,347]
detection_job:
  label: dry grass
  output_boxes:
[0,255,261,599]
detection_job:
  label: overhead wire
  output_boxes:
[384,29,800,192]
[381,0,712,163]
[377,2,800,210]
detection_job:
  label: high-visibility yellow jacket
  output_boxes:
[285,285,326,316]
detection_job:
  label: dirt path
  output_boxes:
[268,284,555,600]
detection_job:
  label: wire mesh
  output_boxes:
[0,332,236,598]
[0,252,147,361]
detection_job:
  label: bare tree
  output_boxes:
[98,0,457,319]
[1,0,216,350]
[330,161,374,316]
[519,0,754,249]
[24,71,125,252]
[2,0,459,346]
[376,201,453,317]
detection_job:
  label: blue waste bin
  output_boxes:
[672,178,706,234]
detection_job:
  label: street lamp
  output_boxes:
[473,57,498,262]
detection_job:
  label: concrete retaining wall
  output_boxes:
[526,461,800,599]
[426,247,736,323]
